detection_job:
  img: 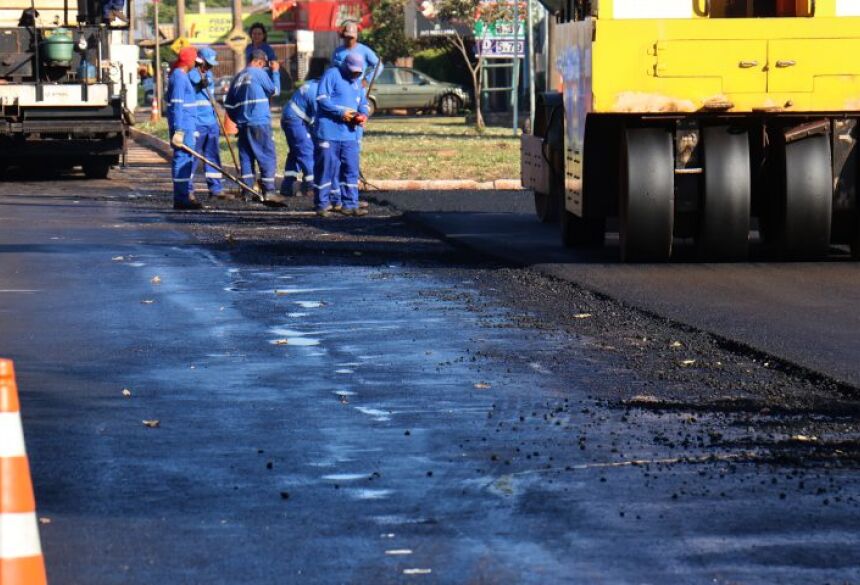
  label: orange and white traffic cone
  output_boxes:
[0,359,48,585]
[150,94,160,123]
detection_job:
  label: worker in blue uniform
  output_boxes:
[102,0,128,23]
[188,47,225,200]
[314,51,369,217]
[280,59,328,197]
[245,23,278,64]
[330,22,381,209]
[225,49,284,206]
[167,47,201,210]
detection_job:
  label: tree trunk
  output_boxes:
[449,32,485,132]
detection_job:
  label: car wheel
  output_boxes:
[367,97,377,117]
[439,94,462,116]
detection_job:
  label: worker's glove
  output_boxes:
[341,109,358,123]
[353,113,368,127]
[171,130,185,147]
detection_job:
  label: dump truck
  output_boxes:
[522,0,860,261]
[0,0,135,178]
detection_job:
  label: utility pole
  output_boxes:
[527,0,535,131]
[176,0,186,38]
[231,0,246,72]
[154,0,162,121]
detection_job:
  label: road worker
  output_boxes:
[280,59,328,197]
[245,23,278,64]
[167,46,200,210]
[330,22,380,209]
[313,51,369,217]
[101,0,127,23]
[225,49,284,206]
[189,47,226,200]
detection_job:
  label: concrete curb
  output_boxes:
[130,128,523,191]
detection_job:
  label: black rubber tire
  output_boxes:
[561,208,606,248]
[367,98,377,117]
[83,158,112,179]
[534,191,558,223]
[780,135,832,259]
[439,94,462,116]
[698,126,751,261]
[619,128,674,262]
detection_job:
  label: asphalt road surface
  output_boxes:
[0,148,858,584]
[371,191,860,388]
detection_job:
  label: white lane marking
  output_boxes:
[0,290,40,293]
[385,549,413,556]
[0,413,26,457]
[403,568,432,575]
[350,489,393,500]
[0,512,43,558]
[322,473,367,481]
[354,407,391,422]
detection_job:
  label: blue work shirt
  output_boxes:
[188,67,217,127]
[166,67,197,132]
[332,43,381,84]
[282,79,318,128]
[225,65,281,127]
[245,43,277,63]
[315,64,367,142]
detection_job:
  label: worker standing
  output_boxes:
[280,59,328,197]
[330,22,380,209]
[314,52,368,217]
[189,47,226,200]
[225,49,284,206]
[167,46,201,210]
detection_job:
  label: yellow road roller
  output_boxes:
[521,0,860,260]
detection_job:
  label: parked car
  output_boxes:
[368,67,469,116]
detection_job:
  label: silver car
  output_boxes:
[368,67,470,116]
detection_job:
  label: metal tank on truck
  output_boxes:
[521,0,860,261]
[0,0,136,179]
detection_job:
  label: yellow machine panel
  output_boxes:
[590,15,860,113]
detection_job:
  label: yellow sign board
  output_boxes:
[170,36,191,54]
[226,29,250,53]
[186,12,288,45]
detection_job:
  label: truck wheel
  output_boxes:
[619,128,674,262]
[367,98,377,117]
[697,126,751,261]
[561,209,605,248]
[534,177,561,223]
[777,135,832,259]
[83,158,112,179]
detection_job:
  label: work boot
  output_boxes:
[212,191,235,201]
[262,193,288,208]
[332,203,343,211]
[173,198,203,210]
[316,204,333,218]
[358,200,369,209]
[340,207,368,217]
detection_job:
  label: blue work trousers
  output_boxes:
[329,135,362,205]
[170,125,196,202]
[237,123,277,195]
[280,119,315,196]
[314,140,360,211]
[192,123,223,196]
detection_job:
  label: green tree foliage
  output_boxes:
[359,0,416,62]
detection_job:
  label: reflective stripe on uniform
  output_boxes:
[289,101,312,124]
[224,98,269,110]
[205,172,223,179]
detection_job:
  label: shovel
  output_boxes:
[176,142,263,201]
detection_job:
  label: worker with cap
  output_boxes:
[189,46,225,200]
[332,22,381,86]
[313,51,369,217]
[280,59,328,197]
[167,46,201,210]
[330,22,380,209]
[225,49,284,206]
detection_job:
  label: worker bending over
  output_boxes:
[167,47,201,210]
[314,52,369,217]
[280,59,328,197]
[225,49,284,206]
[189,47,225,200]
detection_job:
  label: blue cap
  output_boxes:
[344,51,365,73]
[196,47,218,67]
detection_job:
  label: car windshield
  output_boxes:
[398,69,432,85]
[375,69,396,85]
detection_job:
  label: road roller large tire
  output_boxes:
[534,180,560,224]
[779,135,832,259]
[619,128,674,262]
[698,126,751,261]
